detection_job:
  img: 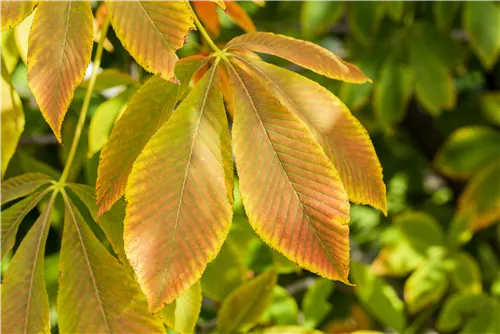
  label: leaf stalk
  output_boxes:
[187,1,222,53]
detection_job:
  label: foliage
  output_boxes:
[1,1,499,333]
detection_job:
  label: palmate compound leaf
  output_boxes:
[225,60,351,283]
[27,1,93,142]
[1,172,54,205]
[58,193,164,333]
[1,192,56,334]
[97,55,209,216]
[225,32,371,84]
[106,1,194,83]
[125,63,233,312]
[233,55,387,213]
[0,1,37,31]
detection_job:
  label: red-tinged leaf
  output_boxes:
[106,1,194,83]
[1,1,37,31]
[125,64,233,312]
[225,32,371,83]
[1,188,51,260]
[1,172,54,205]
[226,60,351,283]
[27,1,93,142]
[193,1,220,37]
[1,193,55,334]
[234,56,387,214]
[225,0,256,33]
[58,194,164,333]
[97,56,208,216]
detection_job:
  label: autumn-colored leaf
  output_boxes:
[80,69,138,92]
[27,1,93,142]
[226,60,351,282]
[225,0,256,33]
[125,64,233,312]
[97,56,208,216]
[1,193,55,334]
[193,1,220,37]
[1,172,54,205]
[235,56,387,213]
[211,0,226,10]
[58,194,164,332]
[162,281,202,334]
[1,1,37,31]
[106,1,194,83]
[225,32,370,83]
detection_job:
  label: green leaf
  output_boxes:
[1,1,37,31]
[448,252,482,294]
[338,58,377,112]
[436,292,490,332]
[301,1,344,39]
[261,286,298,326]
[435,126,500,179]
[1,172,53,205]
[347,2,386,46]
[371,241,425,276]
[57,194,164,332]
[433,2,462,31]
[463,1,500,69]
[1,30,20,74]
[1,193,55,334]
[217,270,277,333]
[396,211,445,257]
[162,281,202,334]
[480,92,500,126]
[256,326,324,334]
[350,262,407,333]
[302,278,334,329]
[404,260,448,313]
[201,239,246,302]
[386,2,404,22]
[461,297,500,334]
[80,69,138,92]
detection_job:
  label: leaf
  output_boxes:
[2,30,20,73]
[97,56,207,216]
[448,252,483,294]
[404,260,448,314]
[371,241,424,277]
[227,60,351,282]
[201,239,246,302]
[225,32,371,83]
[13,10,34,64]
[302,278,334,329]
[125,64,233,312]
[480,92,500,126]
[1,76,25,178]
[88,87,137,158]
[1,189,51,260]
[350,262,407,333]
[58,195,164,333]
[1,172,54,205]
[1,1,37,31]
[234,57,386,213]
[436,292,489,332]
[106,1,194,83]
[434,126,500,179]
[261,286,299,326]
[211,0,226,10]
[1,193,55,334]
[395,212,445,257]
[458,159,500,231]
[225,0,256,33]
[80,69,138,92]
[162,281,202,334]
[217,270,277,333]
[386,2,404,22]
[257,326,323,334]
[463,1,500,69]
[347,2,386,46]
[193,1,220,37]
[301,1,344,39]
[433,2,462,31]
[27,1,94,142]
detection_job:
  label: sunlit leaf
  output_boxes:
[162,281,202,334]
[227,60,351,282]
[301,1,344,39]
[257,326,323,334]
[1,30,20,73]
[193,1,220,37]
[347,2,386,46]
[463,1,500,69]
[97,56,207,216]
[58,195,164,332]
[395,212,445,257]
[27,1,93,142]
[261,286,298,326]
[211,0,226,10]
[217,270,277,333]
[13,10,34,64]
[1,193,55,334]
[302,278,334,329]
[225,0,256,33]
[106,1,194,83]
[125,64,233,311]
[234,56,386,213]
[371,241,424,277]
[434,126,500,179]
[480,92,500,126]
[80,69,138,92]
[1,1,37,31]
[448,252,483,294]
[1,172,53,205]
[226,32,371,83]
[436,292,490,332]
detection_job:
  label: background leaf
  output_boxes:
[302,278,334,329]
[162,281,202,334]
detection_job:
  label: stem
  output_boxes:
[187,1,221,53]
[59,16,110,184]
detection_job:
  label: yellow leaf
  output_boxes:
[106,1,194,83]
[226,60,351,283]
[27,1,94,142]
[1,1,37,31]
[211,0,227,10]
[225,0,256,33]
[125,64,233,312]
[14,10,34,64]
[225,32,371,83]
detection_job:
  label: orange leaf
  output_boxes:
[125,64,233,312]
[106,1,194,83]
[1,1,37,31]
[97,56,208,216]
[225,0,256,33]
[235,56,387,213]
[226,60,351,283]
[226,32,371,83]
[27,1,93,142]
[193,1,220,37]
